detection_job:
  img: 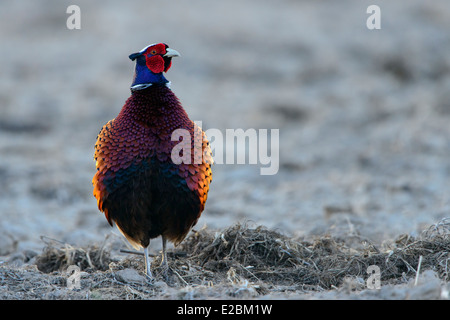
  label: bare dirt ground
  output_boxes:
[1,0,450,299]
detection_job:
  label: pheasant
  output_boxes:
[92,43,213,278]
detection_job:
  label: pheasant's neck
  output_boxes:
[130,64,169,89]
[118,85,190,130]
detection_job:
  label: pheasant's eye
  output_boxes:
[150,50,157,55]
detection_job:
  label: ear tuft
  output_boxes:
[129,52,141,61]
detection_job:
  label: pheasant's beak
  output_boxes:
[164,48,180,58]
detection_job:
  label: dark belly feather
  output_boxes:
[102,158,202,248]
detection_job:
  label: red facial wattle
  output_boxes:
[145,55,165,74]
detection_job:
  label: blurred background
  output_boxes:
[1,0,450,255]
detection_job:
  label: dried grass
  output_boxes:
[35,236,111,273]
[175,219,450,290]
[27,219,450,298]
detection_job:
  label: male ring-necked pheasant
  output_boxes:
[92,43,213,278]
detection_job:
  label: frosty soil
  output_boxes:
[2,220,449,299]
[1,0,450,300]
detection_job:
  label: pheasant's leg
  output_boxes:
[160,236,168,271]
[144,246,153,279]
